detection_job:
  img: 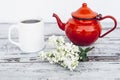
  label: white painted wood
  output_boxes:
[0,22,119,38]
[0,37,119,61]
[0,23,120,80]
[0,23,119,61]
[0,62,120,80]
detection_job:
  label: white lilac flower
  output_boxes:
[72,45,79,52]
[69,60,79,70]
[57,36,65,45]
[46,51,57,63]
[48,35,57,47]
[48,35,65,47]
[39,35,80,71]
[64,42,73,52]
[61,60,79,71]
[39,51,46,61]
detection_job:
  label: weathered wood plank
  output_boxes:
[0,36,119,62]
[1,56,120,63]
[0,23,119,80]
[0,62,120,80]
[0,23,119,62]
[0,23,119,38]
[0,37,120,53]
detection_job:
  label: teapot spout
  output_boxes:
[53,13,65,31]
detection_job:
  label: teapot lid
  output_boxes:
[72,3,98,19]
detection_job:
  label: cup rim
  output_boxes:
[19,18,43,24]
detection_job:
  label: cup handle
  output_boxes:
[97,14,117,38]
[8,25,20,47]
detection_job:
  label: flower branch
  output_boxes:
[39,35,94,71]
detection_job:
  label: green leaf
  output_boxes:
[85,47,94,53]
[78,47,94,62]
[79,47,84,52]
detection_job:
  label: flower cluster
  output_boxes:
[39,35,80,71]
[39,35,94,71]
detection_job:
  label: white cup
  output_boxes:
[8,19,44,53]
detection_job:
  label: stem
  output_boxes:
[79,47,94,62]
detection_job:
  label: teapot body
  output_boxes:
[53,3,117,46]
[65,18,101,46]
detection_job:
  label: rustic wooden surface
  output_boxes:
[0,23,120,80]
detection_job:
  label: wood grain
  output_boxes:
[0,62,120,80]
[0,23,120,80]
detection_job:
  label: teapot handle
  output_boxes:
[97,15,117,38]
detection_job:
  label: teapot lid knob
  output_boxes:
[72,3,98,19]
[82,3,87,7]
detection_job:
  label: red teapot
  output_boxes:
[53,3,117,46]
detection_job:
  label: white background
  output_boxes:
[0,0,119,23]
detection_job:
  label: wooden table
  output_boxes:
[0,23,120,80]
